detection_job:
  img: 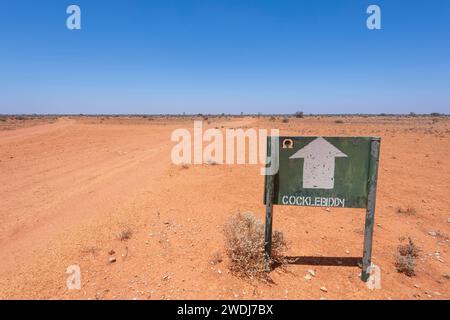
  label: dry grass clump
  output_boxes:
[206,159,218,165]
[397,206,416,216]
[209,252,223,265]
[395,237,420,276]
[115,225,133,241]
[223,212,286,281]
[81,245,99,256]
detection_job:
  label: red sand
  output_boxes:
[0,116,449,299]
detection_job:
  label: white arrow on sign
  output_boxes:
[289,137,347,189]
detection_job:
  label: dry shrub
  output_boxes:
[115,226,133,241]
[180,163,190,169]
[281,118,289,123]
[206,159,218,165]
[397,206,416,216]
[209,252,223,265]
[223,212,286,280]
[395,237,420,276]
[81,245,99,256]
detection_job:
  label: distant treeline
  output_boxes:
[0,112,448,118]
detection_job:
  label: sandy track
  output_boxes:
[0,116,449,299]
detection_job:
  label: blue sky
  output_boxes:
[0,0,449,114]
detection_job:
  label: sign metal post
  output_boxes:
[361,137,381,281]
[264,138,277,271]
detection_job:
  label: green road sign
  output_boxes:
[263,136,381,282]
[265,136,374,209]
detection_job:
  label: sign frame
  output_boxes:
[263,136,381,282]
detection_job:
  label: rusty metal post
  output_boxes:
[361,137,381,282]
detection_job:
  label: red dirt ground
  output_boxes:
[0,116,449,299]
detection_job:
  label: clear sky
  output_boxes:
[0,0,449,115]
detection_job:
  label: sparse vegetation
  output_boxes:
[115,226,133,241]
[206,159,218,165]
[395,237,420,276]
[81,245,99,256]
[209,252,223,265]
[335,119,344,124]
[295,111,304,118]
[223,212,286,281]
[397,206,416,216]
[282,118,289,123]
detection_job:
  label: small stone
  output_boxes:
[325,208,330,212]
[308,269,315,277]
[320,297,327,300]
[320,286,328,292]
[447,218,450,223]
[304,274,312,280]
[108,256,116,263]
[428,231,437,237]
[345,250,350,255]
[414,284,421,288]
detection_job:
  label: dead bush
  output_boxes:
[397,206,416,216]
[395,254,416,277]
[395,237,420,276]
[206,159,218,165]
[115,226,133,241]
[223,212,286,281]
[209,252,223,265]
[180,163,190,169]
